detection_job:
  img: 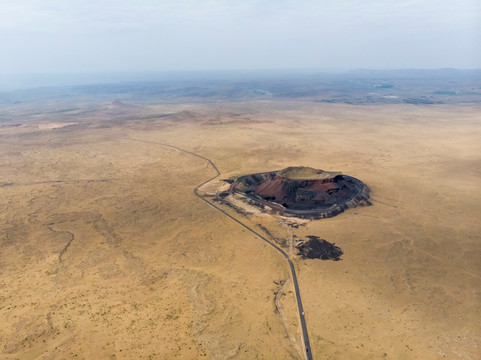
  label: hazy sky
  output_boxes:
[1,0,480,73]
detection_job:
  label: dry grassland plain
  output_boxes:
[1,98,480,359]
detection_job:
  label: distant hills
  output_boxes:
[1,69,480,105]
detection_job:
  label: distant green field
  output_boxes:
[47,108,81,114]
[434,90,457,95]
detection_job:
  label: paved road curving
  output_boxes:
[128,138,313,360]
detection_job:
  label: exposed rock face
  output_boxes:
[230,167,370,218]
[296,236,343,260]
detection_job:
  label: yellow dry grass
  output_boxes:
[1,100,480,359]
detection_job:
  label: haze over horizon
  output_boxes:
[1,0,480,75]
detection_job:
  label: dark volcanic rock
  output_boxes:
[230,166,370,218]
[297,236,343,260]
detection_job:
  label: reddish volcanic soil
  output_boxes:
[230,167,370,218]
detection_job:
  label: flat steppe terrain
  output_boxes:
[1,97,480,359]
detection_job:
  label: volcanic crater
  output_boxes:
[229,166,370,218]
